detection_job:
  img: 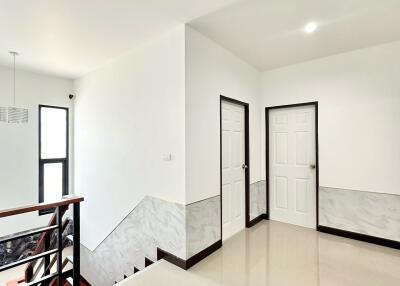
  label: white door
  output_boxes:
[269,105,316,229]
[221,101,246,240]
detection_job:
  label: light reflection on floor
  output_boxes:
[120,220,400,286]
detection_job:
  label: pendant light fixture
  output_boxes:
[0,51,28,124]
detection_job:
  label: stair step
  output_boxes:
[144,257,154,267]
[134,267,139,274]
[67,256,74,264]
[123,274,127,279]
[66,277,73,285]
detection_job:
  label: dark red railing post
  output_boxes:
[56,206,63,286]
[43,231,50,286]
[73,202,80,285]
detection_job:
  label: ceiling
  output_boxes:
[0,0,239,79]
[2,0,400,78]
[189,0,400,71]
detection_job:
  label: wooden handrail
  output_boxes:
[0,195,84,218]
[1,195,83,286]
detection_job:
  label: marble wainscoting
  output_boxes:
[319,187,400,242]
[186,195,220,259]
[249,180,267,221]
[81,195,223,285]
[80,196,186,286]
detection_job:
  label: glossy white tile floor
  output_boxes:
[119,221,400,286]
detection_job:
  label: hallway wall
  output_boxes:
[261,40,400,239]
[185,26,262,204]
[184,26,262,247]
[74,25,263,274]
[73,26,186,251]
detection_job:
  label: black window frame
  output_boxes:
[38,104,69,215]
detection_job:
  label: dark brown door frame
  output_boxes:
[265,101,320,228]
[220,95,251,241]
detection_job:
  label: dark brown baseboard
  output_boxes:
[157,240,222,270]
[317,225,400,250]
[186,240,222,269]
[247,213,267,228]
[157,248,186,269]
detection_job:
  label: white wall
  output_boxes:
[185,26,261,204]
[0,66,73,236]
[261,41,400,195]
[73,26,186,251]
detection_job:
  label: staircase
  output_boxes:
[0,196,86,286]
[113,257,155,284]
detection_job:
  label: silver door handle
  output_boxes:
[310,164,316,169]
[242,164,248,169]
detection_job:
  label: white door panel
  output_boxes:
[269,105,316,229]
[222,101,246,240]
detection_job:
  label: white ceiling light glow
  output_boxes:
[304,22,318,34]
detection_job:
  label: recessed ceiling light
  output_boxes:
[304,22,318,34]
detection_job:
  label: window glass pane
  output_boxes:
[41,107,67,159]
[43,163,63,202]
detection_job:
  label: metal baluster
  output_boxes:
[57,206,63,286]
[44,227,50,286]
[73,203,80,285]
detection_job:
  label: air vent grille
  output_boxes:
[0,107,29,123]
[8,107,28,123]
[0,107,7,123]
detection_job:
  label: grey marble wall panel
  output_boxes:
[80,196,186,286]
[186,195,220,259]
[249,180,267,220]
[319,187,400,242]
[81,195,225,285]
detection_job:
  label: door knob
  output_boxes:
[310,164,316,169]
[242,164,248,169]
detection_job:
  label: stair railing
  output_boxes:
[0,195,84,286]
